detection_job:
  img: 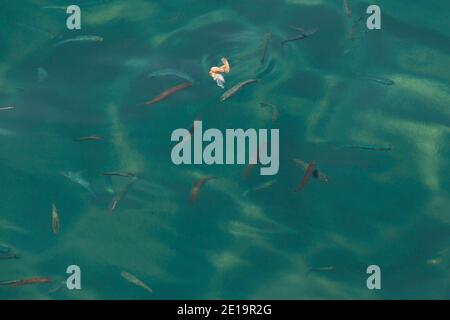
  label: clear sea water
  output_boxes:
[0,0,449,299]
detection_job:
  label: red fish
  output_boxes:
[75,135,103,142]
[295,160,315,192]
[191,176,216,203]
[242,143,267,179]
[2,277,52,288]
[144,82,192,106]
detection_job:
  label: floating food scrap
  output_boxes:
[54,35,103,47]
[144,82,192,106]
[260,33,272,65]
[209,57,230,88]
[295,160,315,192]
[220,79,258,102]
[0,106,15,111]
[120,271,153,294]
[75,135,103,142]
[109,177,138,213]
[339,144,393,151]
[191,176,217,203]
[0,277,52,288]
[148,69,194,83]
[260,102,279,123]
[51,200,60,235]
[282,27,318,46]
[293,158,329,183]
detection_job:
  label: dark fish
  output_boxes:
[256,58,276,79]
[357,74,395,85]
[339,144,393,151]
[101,171,136,178]
[295,160,315,192]
[75,135,103,142]
[109,177,138,213]
[191,176,217,203]
[307,266,335,276]
[0,277,52,287]
[282,28,318,46]
[260,33,272,65]
[260,102,279,123]
[144,82,192,105]
[220,79,258,102]
[0,253,20,260]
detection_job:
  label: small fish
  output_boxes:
[61,171,96,196]
[191,176,217,203]
[51,201,60,235]
[37,67,48,83]
[0,245,11,253]
[121,271,153,294]
[0,253,20,260]
[307,266,335,276]
[282,28,318,46]
[0,128,13,136]
[339,144,393,151]
[260,102,279,123]
[109,177,138,213]
[296,160,315,192]
[343,0,352,20]
[260,33,272,65]
[101,171,136,178]
[242,143,266,178]
[54,35,103,47]
[243,179,277,197]
[357,74,395,85]
[292,158,329,183]
[147,69,194,83]
[220,79,258,102]
[144,82,192,106]
[0,277,52,288]
[348,15,363,41]
[427,258,442,266]
[75,135,103,142]
[0,106,15,111]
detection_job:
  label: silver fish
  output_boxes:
[38,67,48,83]
[147,69,194,83]
[54,35,103,47]
[61,171,96,196]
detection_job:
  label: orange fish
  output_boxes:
[191,176,217,203]
[144,82,192,105]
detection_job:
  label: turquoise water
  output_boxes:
[0,0,449,299]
